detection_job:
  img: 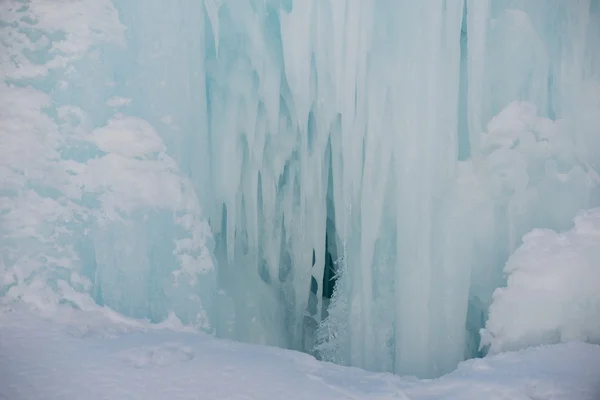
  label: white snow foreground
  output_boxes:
[0,310,599,400]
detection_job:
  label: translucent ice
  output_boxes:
[1,0,600,379]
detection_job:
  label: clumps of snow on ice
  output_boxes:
[0,3,215,333]
[481,207,600,354]
[0,0,125,81]
[477,101,596,203]
[88,117,165,158]
[83,116,189,217]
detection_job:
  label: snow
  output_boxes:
[482,207,600,354]
[1,309,599,400]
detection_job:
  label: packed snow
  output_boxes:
[1,308,599,400]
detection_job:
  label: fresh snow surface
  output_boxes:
[0,309,599,400]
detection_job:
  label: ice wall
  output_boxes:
[0,0,217,330]
[1,0,600,379]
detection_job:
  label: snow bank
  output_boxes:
[482,208,600,354]
[1,310,599,400]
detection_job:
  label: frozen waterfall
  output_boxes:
[1,0,600,378]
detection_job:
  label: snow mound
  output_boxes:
[1,310,599,400]
[482,208,600,354]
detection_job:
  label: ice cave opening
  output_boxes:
[1,0,600,380]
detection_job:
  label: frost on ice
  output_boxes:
[0,0,216,331]
[1,0,600,379]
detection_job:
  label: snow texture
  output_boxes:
[482,207,600,354]
[1,0,600,380]
[0,309,599,400]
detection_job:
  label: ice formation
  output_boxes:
[1,0,600,378]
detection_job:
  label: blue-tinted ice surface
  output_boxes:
[1,0,599,378]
